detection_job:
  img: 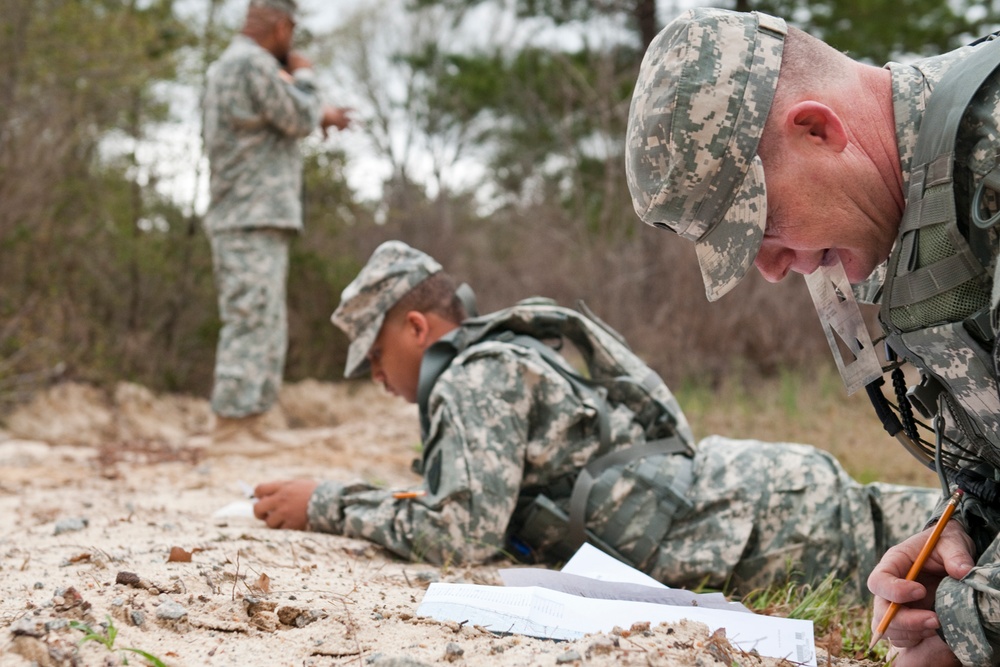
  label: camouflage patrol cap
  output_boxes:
[331,241,442,379]
[249,0,298,19]
[625,8,787,301]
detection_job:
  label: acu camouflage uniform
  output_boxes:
[309,241,939,596]
[201,10,322,418]
[867,39,1000,667]
[625,8,1000,663]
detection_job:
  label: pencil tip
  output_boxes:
[868,632,883,651]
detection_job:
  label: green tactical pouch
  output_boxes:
[510,494,625,564]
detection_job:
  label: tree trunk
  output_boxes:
[633,0,658,51]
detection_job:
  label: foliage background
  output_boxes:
[1,0,998,415]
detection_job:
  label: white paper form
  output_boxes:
[417,582,816,666]
[561,543,669,587]
[499,568,748,613]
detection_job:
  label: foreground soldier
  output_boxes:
[255,240,938,596]
[624,8,1000,664]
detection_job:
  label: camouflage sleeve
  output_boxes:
[244,57,321,138]
[306,480,347,533]
[330,347,550,565]
[935,542,1000,666]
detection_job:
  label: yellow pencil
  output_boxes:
[869,487,964,649]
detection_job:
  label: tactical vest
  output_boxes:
[415,297,695,565]
[879,35,1000,473]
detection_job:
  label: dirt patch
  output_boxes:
[0,380,880,666]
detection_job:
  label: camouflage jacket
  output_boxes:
[857,39,1000,666]
[201,35,322,234]
[306,337,936,595]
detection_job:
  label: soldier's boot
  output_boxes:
[193,413,276,457]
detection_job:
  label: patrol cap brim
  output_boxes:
[342,312,383,379]
[330,240,443,379]
[694,155,767,301]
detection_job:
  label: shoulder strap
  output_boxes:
[887,37,1000,308]
[417,330,463,442]
[414,284,479,440]
[455,282,479,318]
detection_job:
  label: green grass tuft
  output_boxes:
[742,574,888,661]
[70,616,168,667]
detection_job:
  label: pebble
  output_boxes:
[556,650,582,664]
[413,571,440,585]
[155,599,188,621]
[44,619,69,632]
[444,642,464,662]
[53,517,88,535]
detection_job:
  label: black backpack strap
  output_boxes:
[415,285,479,440]
[455,282,479,318]
[417,330,462,442]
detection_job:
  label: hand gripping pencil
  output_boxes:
[869,488,964,649]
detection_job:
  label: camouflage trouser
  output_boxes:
[208,228,292,418]
[647,436,941,597]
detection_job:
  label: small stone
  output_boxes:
[116,571,144,588]
[249,610,279,632]
[245,597,277,617]
[586,636,616,657]
[556,650,582,664]
[293,609,322,628]
[629,621,651,634]
[277,606,302,626]
[443,642,464,662]
[44,618,69,632]
[130,610,145,627]
[413,571,440,585]
[155,600,188,621]
[53,517,88,535]
[11,617,45,637]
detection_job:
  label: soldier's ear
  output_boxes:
[784,101,847,153]
[403,311,431,345]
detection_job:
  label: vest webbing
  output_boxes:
[885,37,1000,311]
[878,37,1000,470]
[416,316,694,558]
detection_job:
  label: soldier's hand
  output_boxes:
[867,522,974,647]
[320,106,353,137]
[886,635,960,667]
[253,479,319,530]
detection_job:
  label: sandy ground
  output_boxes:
[0,380,881,667]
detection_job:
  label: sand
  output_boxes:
[0,380,879,667]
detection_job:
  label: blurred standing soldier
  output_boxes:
[201,0,351,446]
[625,8,1000,665]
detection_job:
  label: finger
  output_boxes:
[876,606,941,641]
[869,570,927,604]
[937,523,976,579]
[254,481,284,498]
[868,534,934,601]
[253,496,276,520]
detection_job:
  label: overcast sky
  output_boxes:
[134,0,678,218]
